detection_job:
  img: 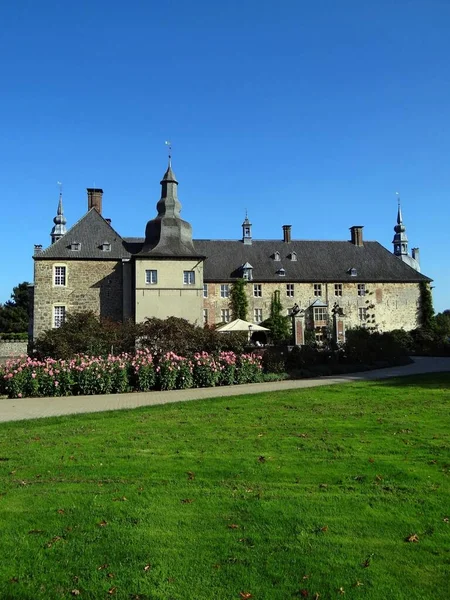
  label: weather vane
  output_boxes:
[165,140,172,166]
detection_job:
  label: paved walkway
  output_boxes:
[1,356,449,423]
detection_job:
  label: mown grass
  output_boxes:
[0,373,449,600]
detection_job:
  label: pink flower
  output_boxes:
[54,381,59,387]
[18,393,22,398]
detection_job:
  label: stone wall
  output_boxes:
[0,341,28,362]
[33,259,124,339]
[203,280,421,332]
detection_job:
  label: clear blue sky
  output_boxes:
[1,0,449,312]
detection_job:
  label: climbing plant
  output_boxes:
[419,281,434,330]
[230,278,248,321]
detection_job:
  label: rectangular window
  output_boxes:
[54,305,66,328]
[286,284,294,297]
[203,284,208,298]
[203,308,208,325]
[221,308,230,323]
[183,271,195,285]
[253,284,262,297]
[334,284,343,297]
[313,284,322,297]
[358,307,367,321]
[220,284,229,298]
[145,269,158,285]
[357,284,366,296]
[314,307,327,321]
[254,308,263,323]
[54,266,66,286]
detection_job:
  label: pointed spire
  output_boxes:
[50,184,67,244]
[393,193,408,256]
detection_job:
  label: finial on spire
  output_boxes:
[165,140,172,167]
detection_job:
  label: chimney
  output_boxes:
[412,247,420,264]
[282,225,292,243]
[34,244,43,255]
[105,218,111,226]
[350,226,364,247]
[87,188,103,214]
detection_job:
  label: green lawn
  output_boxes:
[0,374,449,600]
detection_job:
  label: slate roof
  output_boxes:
[192,239,431,283]
[35,209,131,260]
[34,209,431,283]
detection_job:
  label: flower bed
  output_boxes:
[0,350,263,399]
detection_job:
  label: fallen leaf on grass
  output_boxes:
[28,529,44,535]
[46,536,62,548]
[107,587,116,595]
[98,520,108,527]
[368,458,375,463]
[228,524,240,529]
[9,577,19,583]
[97,564,109,570]
[71,590,81,596]
[240,593,253,599]
[302,575,310,580]
[362,553,374,568]
[313,594,320,600]
[144,564,152,571]
[187,471,195,480]
[338,587,345,594]
[354,581,364,587]
[319,484,327,489]
[443,518,449,523]
[107,573,115,579]
[112,497,127,502]
[405,534,419,543]
[300,590,309,597]
[321,526,328,532]
[181,498,194,504]
[258,456,266,463]
[57,509,65,514]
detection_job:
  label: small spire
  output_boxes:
[242,210,252,244]
[50,182,67,244]
[392,192,407,256]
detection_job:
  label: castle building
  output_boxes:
[30,160,431,342]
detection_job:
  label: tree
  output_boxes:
[434,310,450,340]
[263,290,291,344]
[0,281,30,333]
[230,279,248,321]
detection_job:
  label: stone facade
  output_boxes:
[204,280,421,333]
[32,259,123,339]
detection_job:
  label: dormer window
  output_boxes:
[102,241,111,252]
[349,267,357,277]
[277,268,286,277]
[290,251,297,261]
[273,251,281,261]
[242,262,253,281]
[70,241,81,251]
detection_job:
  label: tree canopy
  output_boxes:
[0,281,30,333]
